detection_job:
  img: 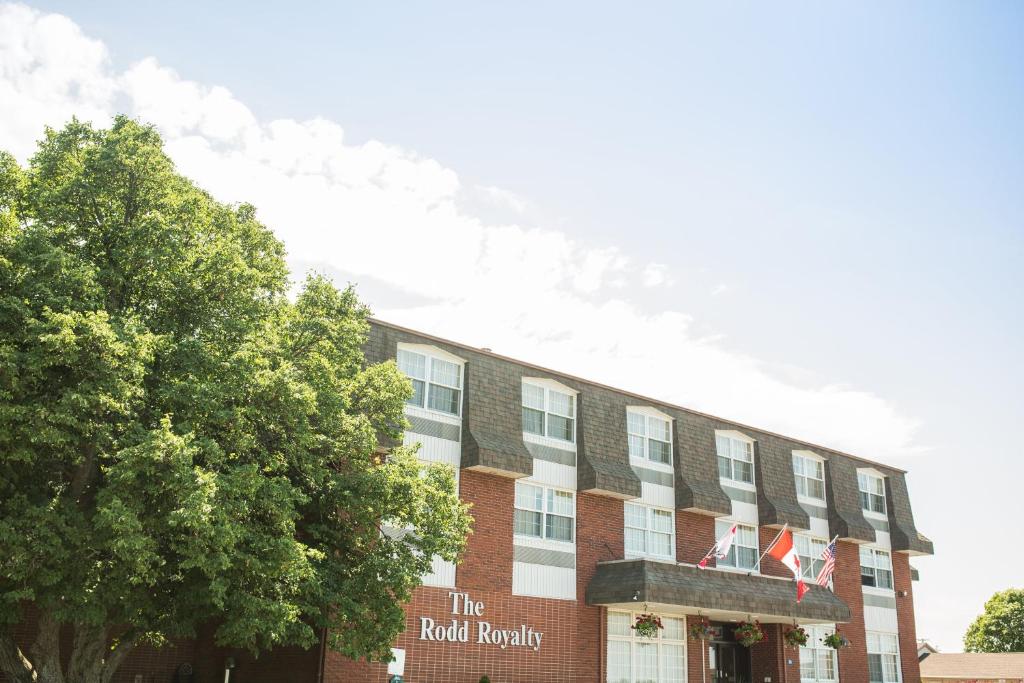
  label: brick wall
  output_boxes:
[458,469,515,593]
[892,552,921,683]
[576,492,625,683]
[833,540,869,683]
[676,511,717,566]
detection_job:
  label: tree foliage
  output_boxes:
[0,117,471,683]
[964,589,1024,653]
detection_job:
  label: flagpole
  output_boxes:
[755,523,788,571]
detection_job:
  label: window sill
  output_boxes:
[624,552,677,564]
[405,403,462,425]
[710,565,761,576]
[513,534,576,551]
[862,585,896,598]
[797,494,827,507]
[630,457,674,474]
[720,478,757,492]
[523,431,577,451]
[863,509,889,521]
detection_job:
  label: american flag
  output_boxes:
[816,540,837,588]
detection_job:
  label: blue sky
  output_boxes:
[3,1,1023,651]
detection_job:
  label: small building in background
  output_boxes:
[919,640,940,660]
[920,653,1024,683]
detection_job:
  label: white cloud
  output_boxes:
[642,263,674,288]
[0,2,923,460]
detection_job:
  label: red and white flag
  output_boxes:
[766,527,809,602]
[698,523,737,569]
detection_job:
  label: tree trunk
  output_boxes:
[28,612,62,683]
[0,621,137,683]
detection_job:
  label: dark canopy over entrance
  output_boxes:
[587,559,852,623]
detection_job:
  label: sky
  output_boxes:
[2,1,1022,652]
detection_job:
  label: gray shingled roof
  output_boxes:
[587,559,851,623]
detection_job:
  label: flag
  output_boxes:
[766,528,808,603]
[698,523,737,569]
[816,540,837,588]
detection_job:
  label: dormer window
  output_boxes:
[717,433,754,485]
[858,471,887,515]
[522,381,576,443]
[793,452,826,501]
[396,347,463,416]
[627,409,672,466]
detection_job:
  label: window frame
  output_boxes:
[866,631,901,683]
[860,546,894,591]
[522,381,577,444]
[624,502,676,560]
[713,519,760,572]
[606,610,687,683]
[793,452,826,502]
[858,471,887,515]
[795,533,828,580]
[716,432,756,487]
[799,625,839,683]
[513,481,576,544]
[627,408,673,468]
[396,347,464,418]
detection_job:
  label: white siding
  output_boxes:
[864,606,899,633]
[640,481,675,508]
[512,562,575,600]
[530,459,577,490]
[731,500,759,525]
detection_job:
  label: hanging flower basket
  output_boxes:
[689,617,714,641]
[783,626,809,647]
[733,620,765,647]
[633,613,664,638]
[823,632,850,650]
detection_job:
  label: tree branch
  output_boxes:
[100,631,137,683]
[0,628,36,683]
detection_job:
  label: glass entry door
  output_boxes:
[711,642,751,683]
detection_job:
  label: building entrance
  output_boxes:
[710,626,751,683]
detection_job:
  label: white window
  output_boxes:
[624,503,675,559]
[795,534,828,580]
[717,434,754,485]
[858,471,887,514]
[397,349,462,416]
[715,520,759,571]
[860,547,894,590]
[793,453,826,501]
[867,632,901,683]
[607,611,685,683]
[800,625,838,683]
[628,410,673,466]
[513,482,575,543]
[522,382,576,443]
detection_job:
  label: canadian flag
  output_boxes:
[767,527,809,603]
[698,523,737,569]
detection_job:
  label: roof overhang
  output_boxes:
[587,559,852,625]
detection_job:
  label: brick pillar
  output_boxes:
[575,492,624,683]
[750,623,790,683]
[687,618,713,683]
[833,540,868,683]
[457,469,515,593]
[677,511,717,565]
[892,552,921,683]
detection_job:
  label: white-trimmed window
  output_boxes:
[858,471,887,514]
[800,625,838,683]
[607,611,685,683]
[513,482,575,543]
[715,520,759,570]
[793,453,826,501]
[624,503,675,559]
[867,632,901,683]
[397,348,463,416]
[522,382,576,443]
[627,410,672,466]
[860,547,894,590]
[717,433,754,485]
[795,534,828,580]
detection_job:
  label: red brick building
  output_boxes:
[6,319,934,683]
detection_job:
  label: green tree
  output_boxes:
[0,117,471,683]
[964,589,1024,652]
